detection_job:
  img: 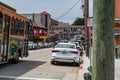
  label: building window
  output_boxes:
[45,15,48,28]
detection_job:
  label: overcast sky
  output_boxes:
[0,0,93,24]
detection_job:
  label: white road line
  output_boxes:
[0,75,60,80]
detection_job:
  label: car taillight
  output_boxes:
[71,51,78,54]
[52,50,60,53]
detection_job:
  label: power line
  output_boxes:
[56,0,81,20]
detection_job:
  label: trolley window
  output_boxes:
[11,18,24,36]
[0,12,3,34]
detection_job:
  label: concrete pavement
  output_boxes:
[77,55,120,80]
[77,55,90,80]
[115,59,120,80]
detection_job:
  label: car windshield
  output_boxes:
[71,42,79,47]
[55,44,76,49]
[29,41,33,44]
[38,42,42,44]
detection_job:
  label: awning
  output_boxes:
[38,36,48,39]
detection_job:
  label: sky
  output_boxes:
[0,0,93,24]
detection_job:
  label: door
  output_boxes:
[23,22,30,57]
[1,14,10,62]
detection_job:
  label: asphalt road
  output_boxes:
[0,48,79,80]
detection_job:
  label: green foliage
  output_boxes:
[72,17,84,25]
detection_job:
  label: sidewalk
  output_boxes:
[77,55,120,80]
[115,59,120,80]
[77,55,90,80]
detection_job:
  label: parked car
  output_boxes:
[28,41,37,50]
[51,42,80,66]
[70,41,84,56]
[38,42,44,48]
[60,39,68,43]
[44,42,50,48]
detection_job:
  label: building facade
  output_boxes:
[49,25,85,40]
[40,11,51,28]
[115,0,120,45]
[22,11,52,42]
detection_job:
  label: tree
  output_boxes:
[92,0,114,80]
[72,17,84,25]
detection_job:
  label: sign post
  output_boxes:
[87,18,93,67]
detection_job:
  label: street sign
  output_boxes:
[87,18,93,27]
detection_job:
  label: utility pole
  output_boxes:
[92,0,115,80]
[84,0,89,57]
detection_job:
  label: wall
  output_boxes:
[115,0,120,18]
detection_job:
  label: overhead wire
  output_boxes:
[56,0,81,20]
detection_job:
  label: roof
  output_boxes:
[40,11,51,16]
[0,1,16,12]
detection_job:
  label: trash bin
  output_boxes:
[88,66,92,72]
[84,72,92,80]
[84,66,92,80]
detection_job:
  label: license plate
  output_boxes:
[62,51,67,54]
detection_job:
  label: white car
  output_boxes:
[70,41,84,56]
[38,42,44,48]
[28,41,36,50]
[44,42,49,48]
[51,43,80,66]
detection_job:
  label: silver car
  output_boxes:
[51,43,80,65]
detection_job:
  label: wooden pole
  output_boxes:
[92,0,115,80]
[84,0,89,57]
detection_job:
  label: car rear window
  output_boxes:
[56,44,75,49]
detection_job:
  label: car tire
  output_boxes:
[51,61,55,65]
[73,62,80,66]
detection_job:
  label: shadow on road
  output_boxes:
[54,62,80,67]
[0,60,46,77]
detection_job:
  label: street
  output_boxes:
[0,48,79,80]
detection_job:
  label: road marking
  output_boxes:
[0,75,60,80]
